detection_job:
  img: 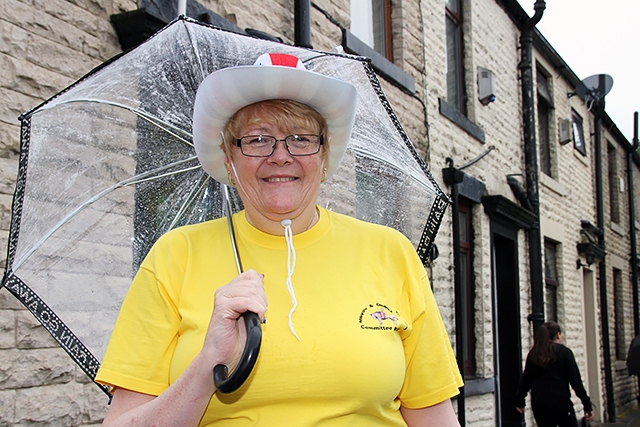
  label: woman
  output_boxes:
[96,52,462,426]
[516,321,595,427]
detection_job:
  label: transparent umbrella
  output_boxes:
[1,17,449,396]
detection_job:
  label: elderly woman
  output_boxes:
[96,53,462,426]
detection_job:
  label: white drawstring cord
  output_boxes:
[281,219,300,340]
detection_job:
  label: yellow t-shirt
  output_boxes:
[96,207,462,425]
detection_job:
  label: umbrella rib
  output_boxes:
[38,98,193,147]
[183,21,207,83]
[13,157,201,271]
[167,173,212,230]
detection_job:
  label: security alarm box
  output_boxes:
[558,118,572,144]
[478,67,496,105]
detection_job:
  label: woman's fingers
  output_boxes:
[201,270,267,368]
[214,269,267,321]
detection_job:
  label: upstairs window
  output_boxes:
[572,109,586,156]
[537,69,554,177]
[445,0,465,113]
[607,141,620,224]
[351,0,393,60]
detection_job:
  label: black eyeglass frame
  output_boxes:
[233,134,325,157]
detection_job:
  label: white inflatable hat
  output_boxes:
[192,52,358,185]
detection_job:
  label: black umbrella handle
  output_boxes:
[213,311,262,393]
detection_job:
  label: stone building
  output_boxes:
[1,0,638,426]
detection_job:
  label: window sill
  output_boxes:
[573,147,589,166]
[438,98,486,143]
[540,173,567,196]
[463,377,495,397]
[341,30,415,95]
[610,221,624,237]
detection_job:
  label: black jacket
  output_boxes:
[515,343,593,412]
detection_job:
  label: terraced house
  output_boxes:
[1,0,638,425]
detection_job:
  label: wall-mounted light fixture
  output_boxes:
[576,219,605,269]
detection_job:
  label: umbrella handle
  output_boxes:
[213,311,262,393]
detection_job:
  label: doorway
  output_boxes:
[492,223,524,427]
[582,267,603,420]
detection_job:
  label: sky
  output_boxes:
[516,0,639,144]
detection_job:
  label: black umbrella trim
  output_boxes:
[361,63,450,264]
[2,275,111,397]
[1,117,111,397]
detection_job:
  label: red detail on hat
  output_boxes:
[268,53,301,68]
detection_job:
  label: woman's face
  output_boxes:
[224,116,325,225]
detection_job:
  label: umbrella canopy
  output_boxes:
[1,17,449,396]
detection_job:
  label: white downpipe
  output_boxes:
[178,0,187,17]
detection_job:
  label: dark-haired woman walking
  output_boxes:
[515,321,595,427]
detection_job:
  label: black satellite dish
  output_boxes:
[574,74,614,107]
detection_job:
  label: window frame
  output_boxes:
[445,0,465,114]
[459,201,476,377]
[544,239,559,322]
[350,0,393,61]
[613,268,626,360]
[607,141,620,224]
[536,69,554,177]
[572,109,587,156]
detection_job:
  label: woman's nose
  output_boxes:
[268,140,293,162]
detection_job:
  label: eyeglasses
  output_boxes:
[234,134,324,157]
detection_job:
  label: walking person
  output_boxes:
[516,321,594,427]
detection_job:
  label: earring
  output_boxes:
[320,166,327,183]
[227,170,236,186]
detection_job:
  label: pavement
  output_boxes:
[594,408,640,427]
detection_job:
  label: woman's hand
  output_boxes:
[516,407,524,414]
[101,270,267,426]
[202,269,267,374]
[584,411,595,421]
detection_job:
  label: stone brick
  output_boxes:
[16,309,59,349]
[0,158,18,195]
[0,289,24,311]
[0,310,15,349]
[0,389,16,427]
[0,348,74,389]
[0,20,29,59]
[14,382,84,426]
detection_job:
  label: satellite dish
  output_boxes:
[575,74,614,103]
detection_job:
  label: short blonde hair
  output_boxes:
[222,99,329,163]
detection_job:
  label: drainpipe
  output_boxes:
[594,96,615,422]
[628,112,639,403]
[294,0,312,48]
[629,113,639,336]
[519,0,545,332]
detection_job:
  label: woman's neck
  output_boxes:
[244,205,320,236]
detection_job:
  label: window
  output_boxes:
[350,0,393,60]
[613,268,626,360]
[459,202,476,377]
[572,109,586,156]
[607,142,620,223]
[445,0,465,114]
[544,239,559,322]
[537,69,554,177]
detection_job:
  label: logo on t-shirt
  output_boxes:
[358,303,407,331]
